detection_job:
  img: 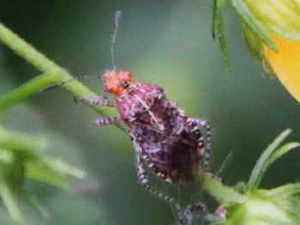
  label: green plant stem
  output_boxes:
[202,173,247,205]
[0,22,125,132]
[0,126,46,152]
[0,23,58,73]
[0,73,58,111]
[0,22,97,99]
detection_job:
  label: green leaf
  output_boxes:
[26,161,69,188]
[212,0,232,73]
[25,192,50,218]
[43,158,86,179]
[262,183,300,198]
[0,182,24,225]
[0,125,46,154]
[266,142,300,169]
[212,0,227,38]
[248,129,292,191]
[26,158,85,188]
[242,22,263,59]
[245,0,300,40]
[0,149,13,164]
[231,0,277,51]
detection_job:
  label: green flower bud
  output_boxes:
[243,0,300,39]
[225,186,300,225]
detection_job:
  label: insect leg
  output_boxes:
[186,118,213,171]
[77,96,115,107]
[95,117,120,126]
[183,203,208,225]
[136,157,185,223]
[181,203,225,225]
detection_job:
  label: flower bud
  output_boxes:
[243,0,300,39]
[226,188,298,225]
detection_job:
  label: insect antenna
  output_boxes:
[41,10,123,92]
[110,10,122,70]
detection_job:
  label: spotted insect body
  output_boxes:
[44,10,219,224]
[80,69,212,185]
[127,95,207,184]
[78,69,213,225]
[75,11,214,224]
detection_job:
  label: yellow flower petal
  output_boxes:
[264,35,300,102]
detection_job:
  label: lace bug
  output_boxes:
[51,10,215,224]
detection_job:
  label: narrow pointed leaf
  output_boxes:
[26,160,70,188]
[0,182,24,225]
[248,129,291,190]
[231,0,277,51]
[25,192,50,218]
[263,183,300,198]
[26,158,85,188]
[0,126,46,153]
[212,0,227,38]
[250,142,299,191]
[43,158,86,179]
[212,0,232,73]
[266,142,300,168]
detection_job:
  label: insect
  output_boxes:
[80,68,212,182]
[79,67,213,223]
[78,9,212,211]
[52,10,214,224]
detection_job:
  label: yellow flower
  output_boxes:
[264,35,300,102]
[228,0,300,102]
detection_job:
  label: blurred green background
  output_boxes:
[1,0,300,224]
